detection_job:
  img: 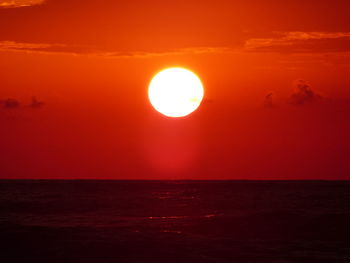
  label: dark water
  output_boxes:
[0,180,349,263]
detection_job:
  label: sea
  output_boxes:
[0,180,349,263]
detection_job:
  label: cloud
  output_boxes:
[245,32,350,53]
[0,97,45,110]
[263,80,329,108]
[2,31,349,58]
[289,80,323,105]
[0,98,20,108]
[263,92,275,108]
[0,0,45,8]
[0,41,86,54]
[1,31,350,58]
[0,41,231,58]
[29,97,44,108]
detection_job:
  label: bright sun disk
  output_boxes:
[148,67,204,117]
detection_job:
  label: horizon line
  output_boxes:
[0,179,349,182]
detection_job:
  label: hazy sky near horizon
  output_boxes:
[1,0,350,179]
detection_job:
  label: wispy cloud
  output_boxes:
[0,0,45,8]
[0,41,87,55]
[0,41,60,51]
[0,41,231,58]
[1,32,350,57]
[245,32,350,53]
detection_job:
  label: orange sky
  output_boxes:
[1,0,350,179]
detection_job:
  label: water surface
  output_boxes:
[0,180,349,262]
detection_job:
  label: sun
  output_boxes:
[148,67,204,117]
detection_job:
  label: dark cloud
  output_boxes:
[29,97,44,108]
[0,98,20,108]
[289,80,323,105]
[263,92,275,108]
[202,98,214,105]
[0,97,45,110]
[262,80,328,108]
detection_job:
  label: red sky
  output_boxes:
[1,0,350,179]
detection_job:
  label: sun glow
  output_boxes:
[148,67,204,117]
